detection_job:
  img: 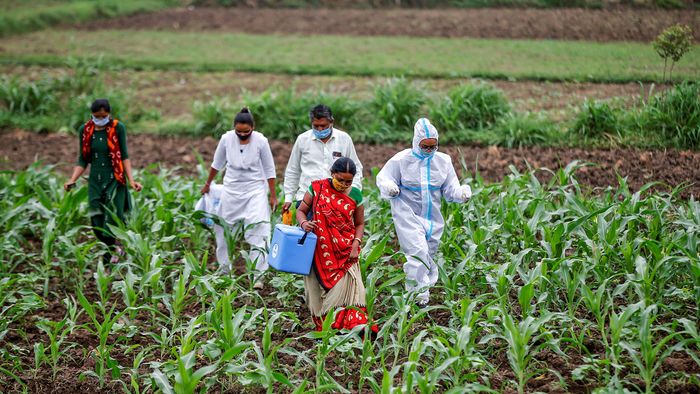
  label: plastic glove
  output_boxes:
[379,181,400,197]
[459,185,472,202]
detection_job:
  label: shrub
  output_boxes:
[0,77,57,115]
[370,78,427,136]
[638,82,700,149]
[429,83,511,131]
[192,98,236,137]
[0,60,140,133]
[238,88,366,141]
[569,100,622,139]
[492,112,556,148]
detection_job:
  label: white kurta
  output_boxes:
[283,128,363,203]
[376,119,471,303]
[210,131,276,274]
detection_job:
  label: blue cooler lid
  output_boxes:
[274,224,317,240]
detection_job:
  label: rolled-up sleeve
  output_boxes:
[211,134,227,171]
[441,157,464,202]
[260,137,276,179]
[283,136,302,203]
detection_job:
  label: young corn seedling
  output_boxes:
[443,296,498,385]
[173,350,219,394]
[124,346,152,394]
[238,311,296,393]
[488,311,555,394]
[379,294,440,366]
[161,269,197,330]
[115,267,139,321]
[308,312,362,393]
[35,318,75,381]
[605,301,640,383]
[93,260,113,307]
[77,288,127,388]
[399,331,433,393]
[207,291,259,362]
[621,304,694,393]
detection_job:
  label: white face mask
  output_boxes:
[92,115,110,127]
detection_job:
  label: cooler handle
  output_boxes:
[298,232,309,245]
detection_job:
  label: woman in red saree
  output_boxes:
[296,158,378,336]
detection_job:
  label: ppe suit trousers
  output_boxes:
[402,236,440,300]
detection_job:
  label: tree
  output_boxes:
[652,24,693,83]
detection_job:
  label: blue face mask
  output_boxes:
[415,144,437,159]
[313,127,332,140]
[92,115,110,127]
[420,145,437,156]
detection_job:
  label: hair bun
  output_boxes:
[240,107,250,113]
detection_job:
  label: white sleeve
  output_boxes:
[346,136,364,190]
[259,137,276,180]
[441,157,469,203]
[283,136,302,203]
[376,154,402,200]
[211,134,227,171]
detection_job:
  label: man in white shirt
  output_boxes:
[282,104,364,216]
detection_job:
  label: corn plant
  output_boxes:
[485,311,556,394]
[34,318,75,381]
[1,162,698,392]
[77,288,127,388]
[621,304,696,393]
[173,350,219,394]
[237,311,297,393]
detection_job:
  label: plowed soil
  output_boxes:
[74,7,700,42]
[3,129,698,198]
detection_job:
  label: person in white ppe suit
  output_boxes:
[200,107,277,289]
[376,118,471,305]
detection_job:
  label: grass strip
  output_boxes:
[0,0,179,37]
[1,30,698,83]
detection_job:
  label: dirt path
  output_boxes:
[73,7,700,42]
[3,129,698,198]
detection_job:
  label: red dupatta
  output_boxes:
[82,119,126,185]
[311,179,358,290]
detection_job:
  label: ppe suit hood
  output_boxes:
[412,118,439,158]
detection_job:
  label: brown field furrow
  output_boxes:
[3,129,698,198]
[73,7,700,42]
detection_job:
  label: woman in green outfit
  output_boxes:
[64,99,142,264]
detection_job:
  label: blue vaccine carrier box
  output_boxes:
[269,224,317,275]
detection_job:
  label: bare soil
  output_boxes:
[2,128,698,198]
[73,7,700,42]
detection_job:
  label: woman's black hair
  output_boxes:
[330,157,356,176]
[91,99,111,113]
[233,107,255,127]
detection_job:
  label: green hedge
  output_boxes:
[0,0,179,37]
